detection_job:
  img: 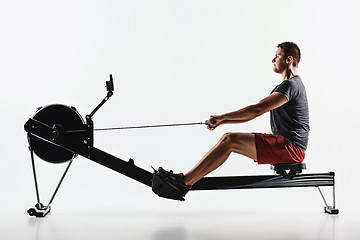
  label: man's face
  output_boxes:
[272,47,287,74]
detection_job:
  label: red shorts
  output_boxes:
[253,133,305,165]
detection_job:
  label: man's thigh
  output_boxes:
[224,132,257,160]
[253,133,305,164]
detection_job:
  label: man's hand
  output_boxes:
[207,115,222,130]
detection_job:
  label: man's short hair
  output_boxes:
[277,42,301,67]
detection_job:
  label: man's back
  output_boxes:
[270,75,310,150]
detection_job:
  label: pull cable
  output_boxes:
[94,121,206,131]
[64,120,216,132]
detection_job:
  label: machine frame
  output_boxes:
[24,75,339,217]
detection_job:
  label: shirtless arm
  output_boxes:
[208,92,288,130]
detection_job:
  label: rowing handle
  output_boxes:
[205,119,217,128]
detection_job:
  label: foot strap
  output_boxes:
[152,172,185,201]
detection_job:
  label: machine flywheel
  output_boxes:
[28,104,85,164]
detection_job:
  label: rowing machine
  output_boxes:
[24,75,338,217]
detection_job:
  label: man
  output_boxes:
[159,42,309,197]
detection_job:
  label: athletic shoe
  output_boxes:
[157,167,192,197]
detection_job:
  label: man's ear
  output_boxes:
[286,56,293,65]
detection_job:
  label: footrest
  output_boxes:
[152,173,185,201]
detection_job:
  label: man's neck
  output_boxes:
[282,67,298,80]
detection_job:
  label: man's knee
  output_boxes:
[219,132,254,152]
[219,132,240,147]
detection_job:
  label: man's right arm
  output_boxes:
[208,92,288,130]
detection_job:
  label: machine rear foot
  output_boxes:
[325,206,339,215]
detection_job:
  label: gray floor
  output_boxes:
[2,210,358,240]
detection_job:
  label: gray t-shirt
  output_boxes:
[270,75,310,150]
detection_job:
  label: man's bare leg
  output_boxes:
[183,133,257,186]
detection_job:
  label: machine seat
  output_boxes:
[271,163,306,178]
[271,163,306,171]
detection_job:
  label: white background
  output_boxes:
[1,0,360,239]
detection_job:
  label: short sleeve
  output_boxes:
[274,80,298,102]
